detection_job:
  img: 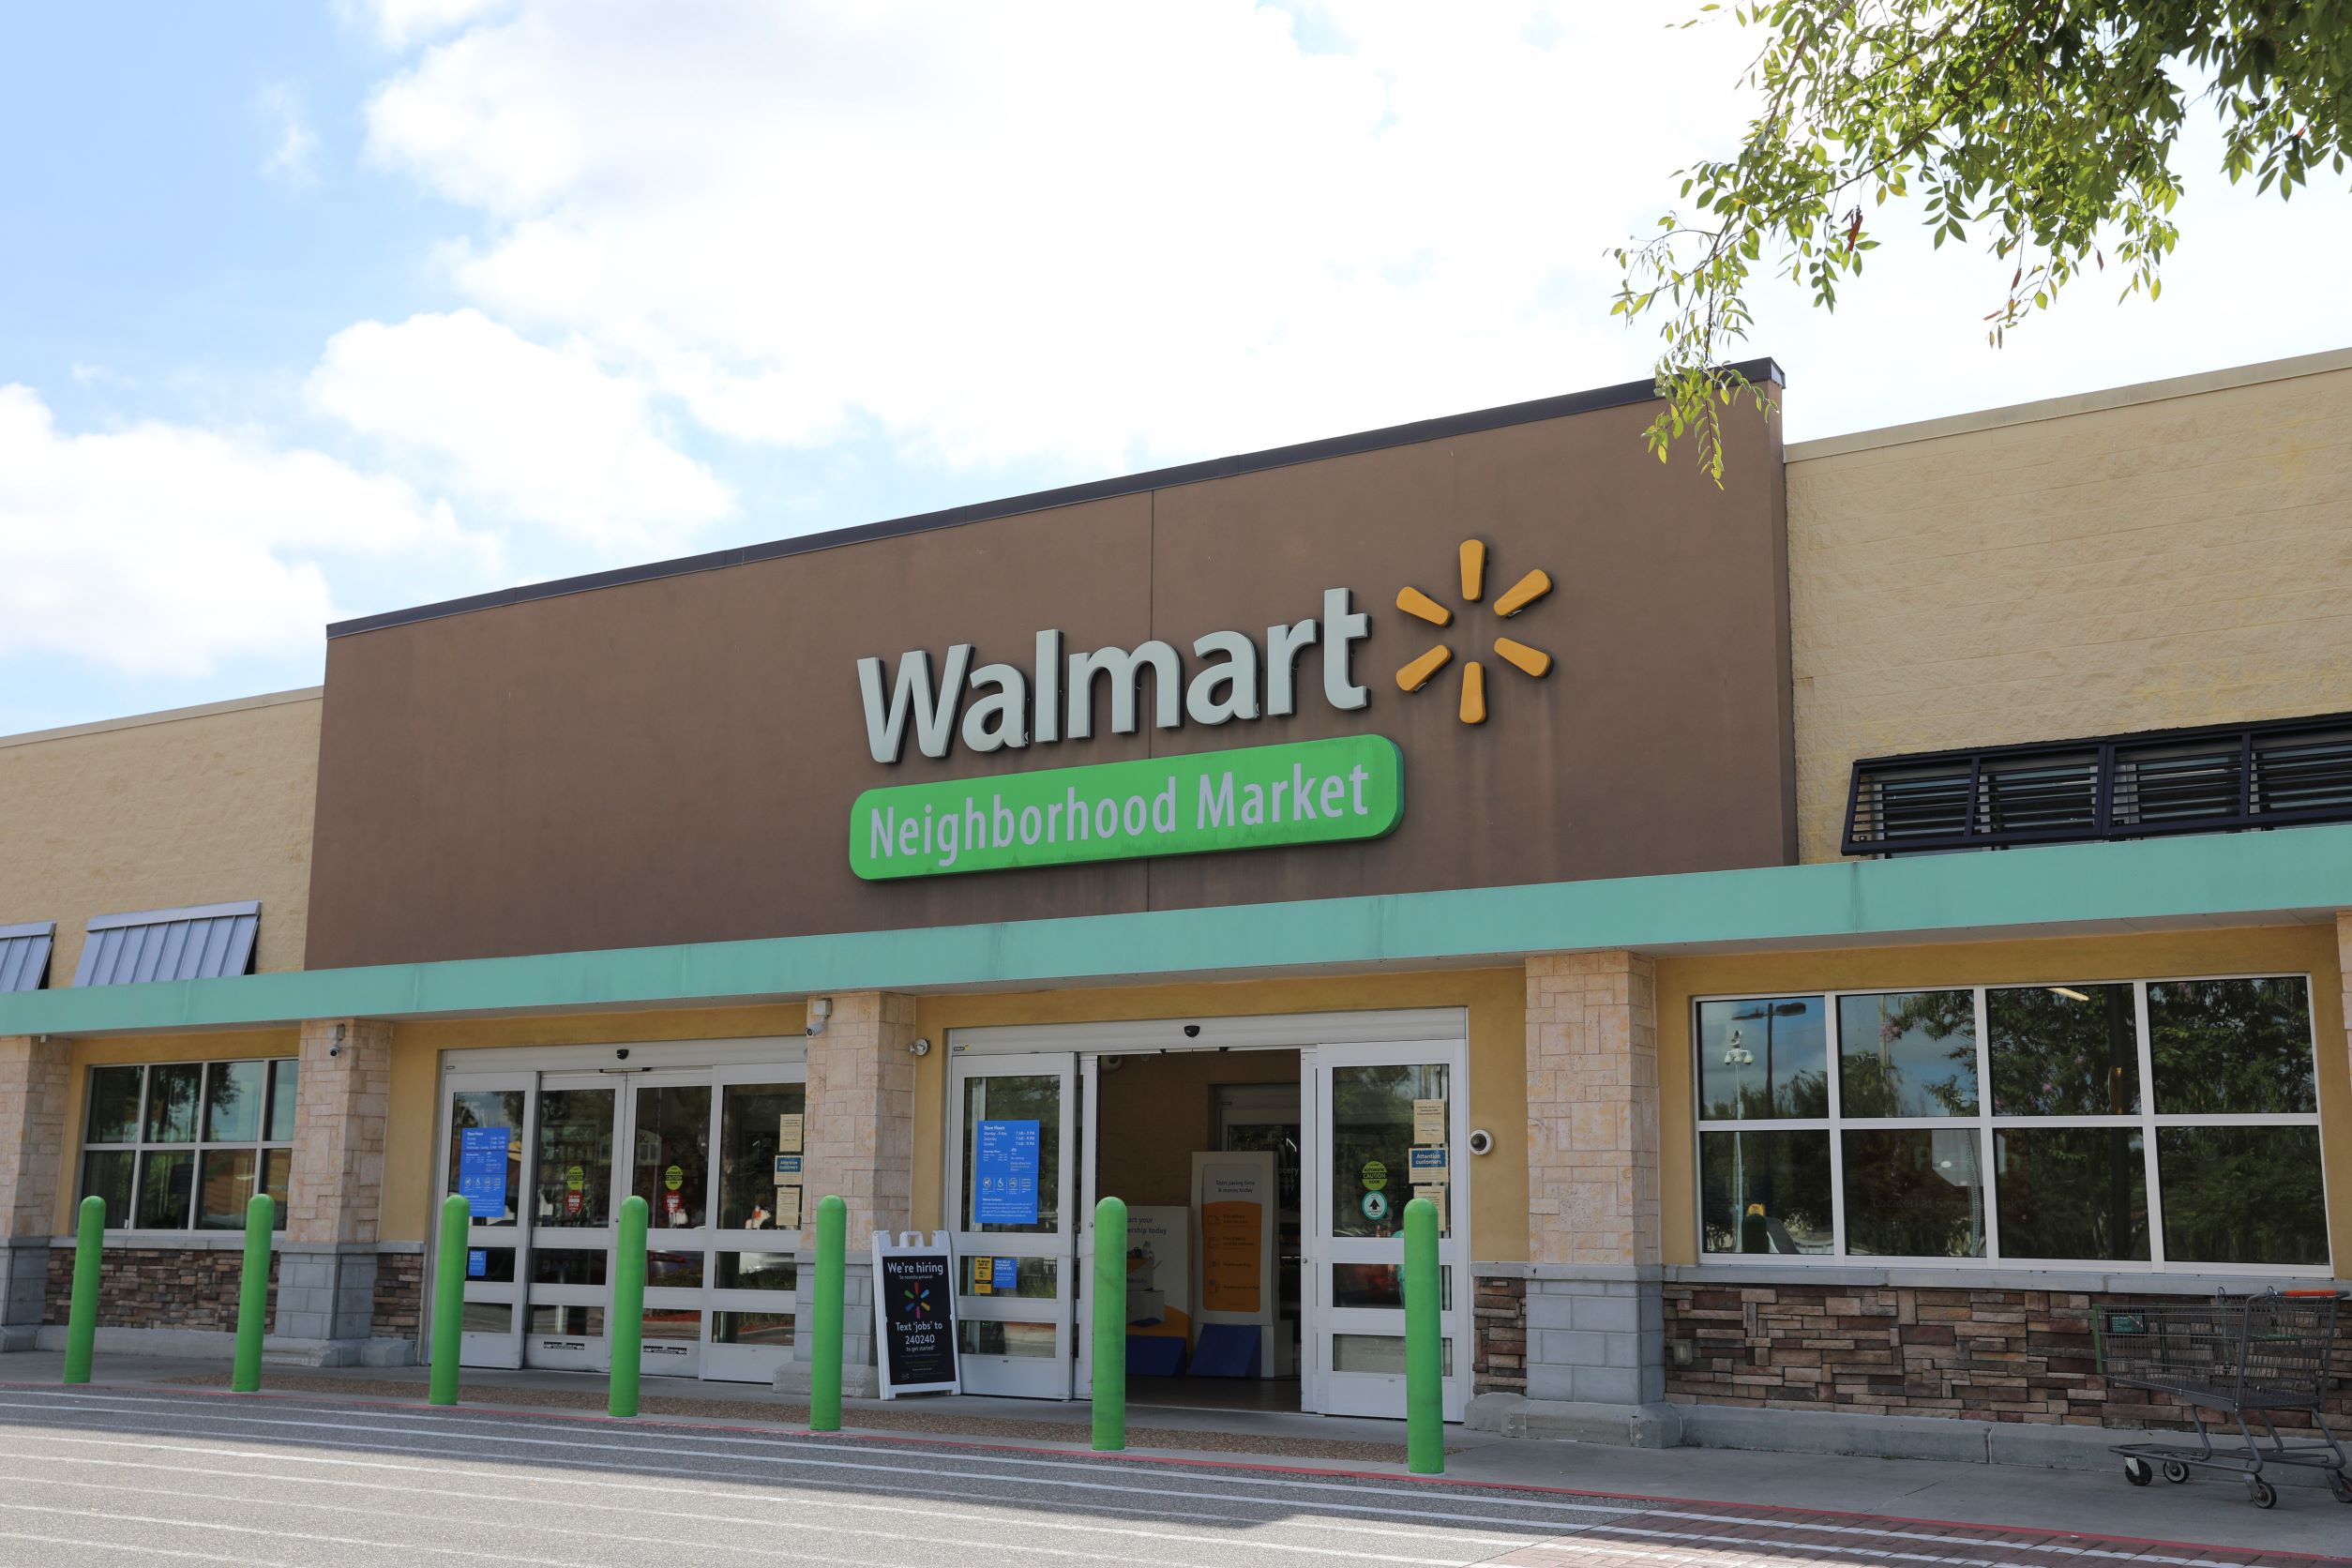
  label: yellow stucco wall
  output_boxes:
[1656,924,2351,1274]
[0,690,322,979]
[1786,357,2352,863]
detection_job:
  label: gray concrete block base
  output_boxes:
[772,1360,881,1400]
[1466,1392,1683,1448]
[24,1324,414,1368]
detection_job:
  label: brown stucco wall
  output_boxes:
[0,689,322,981]
[1787,352,2352,863]
[306,389,1792,969]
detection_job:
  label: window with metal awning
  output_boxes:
[0,921,53,991]
[73,901,260,987]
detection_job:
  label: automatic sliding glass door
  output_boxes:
[442,1074,533,1370]
[522,1078,616,1371]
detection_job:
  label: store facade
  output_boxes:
[2,349,2348,1449]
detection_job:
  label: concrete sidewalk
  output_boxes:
[4,1350,2345,1559]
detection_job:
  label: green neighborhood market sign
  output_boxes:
[851,735,1403,880]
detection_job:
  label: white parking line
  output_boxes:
[0,1531,291,1566]
[0,1431,1489,1568]
[0,1500,594,1567]
[0,1445,1530,1555]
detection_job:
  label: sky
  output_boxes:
[4,0,2348,736]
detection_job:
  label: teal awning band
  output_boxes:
[2,824,2345,1037]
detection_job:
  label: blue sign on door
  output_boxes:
[457,1126,509,1217]
[467,1248,488,1278]
[973,1119,1041,1226]
[992,1256,1018,1290]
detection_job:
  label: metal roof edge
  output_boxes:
[326,358,1787,641]
[84,900,263,932]
[1,822,2340,1038]
[0,921,56,941]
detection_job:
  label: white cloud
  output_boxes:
[358,1,1756,473]
[258,83,321,188]
[0,386,491,677]
[307,309,735,548]
[356,0,2352,472]
[356,0,515,50]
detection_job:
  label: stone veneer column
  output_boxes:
[1515,952,1672,1429]
[0,1036,70,1350]
[277,1018,394,1357]
[782,992,916,1397]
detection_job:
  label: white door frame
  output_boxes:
[1305,1038,1472,1422]
[436,1070,535,1370]
[945,1050,1078,1398]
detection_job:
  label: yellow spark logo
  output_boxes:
[1394,539,1552,725]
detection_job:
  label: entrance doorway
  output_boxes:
[945,1011,1471,1421]
[436,1049,807,1384]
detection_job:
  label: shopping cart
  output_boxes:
[2093,1289,2349,1509]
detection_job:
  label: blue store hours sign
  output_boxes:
[973,1119,1041,1226]
[457,1126,510,1219]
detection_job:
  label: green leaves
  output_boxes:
[1618,0,2352,481]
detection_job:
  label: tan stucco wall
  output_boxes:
[1655,923,2351,1274]
[0,690,322,981]
[1787,353,2352,863]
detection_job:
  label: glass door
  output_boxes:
[628,1074,712,1379]
[442,1073,533,1370]
[704,1066,807,1382]
[947,1051,1076,1398]
[1307,1041,1470,1420]
[521,1078,617,1372]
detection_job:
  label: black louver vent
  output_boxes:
[1844,714,2352,855]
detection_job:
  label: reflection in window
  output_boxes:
[80,1060,295,1231]
[632,1084,712,1231]
[960,1075,1061,1234]
[1996,1128,2148,1261]
[2156,1125,2329,1266]
[1842,1128,1984,1258]
[534,1088,615,1229]
[718,1082,807,1230]
[1699,1128,1833,1254]
[1837,990,1977,1116]
[2148,978,2317,1114]
[1329,1063,1446,1239]
[1988,985,2139,1116]
[1695,974,2327,1273]
[1696,998,1828,1120]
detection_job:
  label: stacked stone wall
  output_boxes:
[1666,1283,2352,1427]
[1472,1274,1526,1395]
[42,1247,275,1333]
[371,1252,423,1342]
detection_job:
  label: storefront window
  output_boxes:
[1696,998,1827,1120]
[959,1075,1060,1234]
[716,1082,806,1231]
[1695,976,2325,1269]
[446,1089,526,1227]
[79,1060,296,1231]
[1836,991,1976,1116]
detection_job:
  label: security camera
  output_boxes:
[1467,1128,1495,1156]
[614,1048,630,1062]
[1182,1024,1201,1039]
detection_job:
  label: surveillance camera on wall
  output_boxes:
[1467,1128,1495,1156]
[614,1048,630,1061]
[1182,1023,1201,1038]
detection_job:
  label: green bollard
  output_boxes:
[809,1194,846,1433]
[1092,1196,1128,1452]
[429,1193,470,1407]
[1403,1195,1442,1475]
[608,1195,648,1417]
[62,1195,104,1385]
[231,1194,275,1394]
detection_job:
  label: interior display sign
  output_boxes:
[851,734,1402,880]
[972,1119,1040,1226]
[872,1230,960,1397]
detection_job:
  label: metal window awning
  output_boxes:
[0,922,53,992]
[72,901,259,987]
